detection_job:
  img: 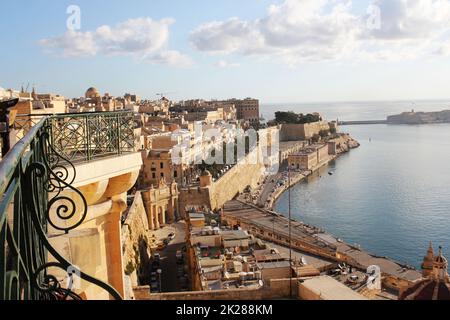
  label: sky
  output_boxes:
[2,0,450,103]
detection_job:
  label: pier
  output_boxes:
[222,200,422,291]
[339,120,387,125]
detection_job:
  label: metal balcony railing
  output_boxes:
[0,111,135,300]
[13,111,137,164]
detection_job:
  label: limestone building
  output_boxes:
[141,179,179,230]
[288,144,330,170]
[230,98,260,125]
[13,88,66,115]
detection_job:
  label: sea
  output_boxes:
[269,100,450,268]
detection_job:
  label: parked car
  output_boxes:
[176,250,183,261]
[168,233,176,241]
[179,276,188,285]
[150,282,159,292]
[151,260,160,270]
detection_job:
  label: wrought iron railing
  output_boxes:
[13,111,136,164]
[0,112,135,300]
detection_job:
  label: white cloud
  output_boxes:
[190,0,450,65]
[145,50,193,67]
[215,60,240,68]
[40,17,191,67]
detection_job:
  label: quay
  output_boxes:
[222,200,422,291]
[255,133,359,209]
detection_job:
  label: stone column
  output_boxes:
[104,195,127,299]
[153,205,160,229]
[161,206,166,225]
[167,199,176,223]
[147,204,155,230]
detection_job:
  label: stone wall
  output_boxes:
[179,187,211,216]
[133,278,300,300]
[179,148,266,212]
[280,121,331,141]
[121,192,152,290]
[134,286,264,300]
[209,147,266,210]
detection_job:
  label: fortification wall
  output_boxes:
[209,148,266,210]
[133,278,300,300]
[280,121,330,141]
[121,192,152,297]
[179,148,266,212]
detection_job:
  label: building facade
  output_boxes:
[229,98,260,125]
[141,179,179,230]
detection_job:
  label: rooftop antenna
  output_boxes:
[156,92,177,100]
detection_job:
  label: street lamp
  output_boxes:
[288,162,294,299]
[157,268,162,293]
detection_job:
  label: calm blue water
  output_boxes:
[273,101,450,268]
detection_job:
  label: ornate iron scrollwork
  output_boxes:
[41,129,88,233]
[1,113,133,300]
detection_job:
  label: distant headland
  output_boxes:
[387,109,450,124]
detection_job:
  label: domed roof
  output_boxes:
[434,247,448,266]
[400,279,450,300]
[406,245,450,300]
[85,87,100,99]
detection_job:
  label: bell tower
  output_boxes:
[422,242,435,277]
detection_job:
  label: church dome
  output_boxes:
[402,245,450,300]
[85,87,100,99]
[400,279,450,300]
[434,247,448,268]
[435,255,448,264]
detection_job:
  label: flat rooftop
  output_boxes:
[221,230,249,240]
[335,243,421,282]
[299,276,368,300]
[223,200,336,255]
[189,212,206,219]
[223,200,422,283]
[256,261,291,269]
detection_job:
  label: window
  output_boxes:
[152,173,156,179]
[160,173,164,178]
[160,162,164,169]
[174,170,178,178]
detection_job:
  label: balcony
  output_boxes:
[0,111,142,300]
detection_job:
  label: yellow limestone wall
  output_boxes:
[209,147,266,210]
[179,148,266,212]
[48,169,140,300]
